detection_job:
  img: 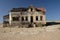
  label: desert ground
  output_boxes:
[0,23,60,40]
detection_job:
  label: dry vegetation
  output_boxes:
[0,24,60,40]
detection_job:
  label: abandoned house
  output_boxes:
[3,5,46,28]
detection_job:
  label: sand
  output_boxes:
[0,25,60,40]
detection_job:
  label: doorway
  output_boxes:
[30,16,33,23]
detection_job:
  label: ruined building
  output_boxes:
[3,5,46,28]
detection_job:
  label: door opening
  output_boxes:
[30,16,33,23]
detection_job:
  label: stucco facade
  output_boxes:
[3,5,46,27]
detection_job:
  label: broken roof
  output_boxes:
[10,5,46,13]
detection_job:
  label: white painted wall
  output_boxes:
[9,11,46,25]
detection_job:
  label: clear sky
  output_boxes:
[0,0,60,23]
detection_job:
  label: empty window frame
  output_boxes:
[31,8,33,11]
[12,17,19,21]
[40,16,43,21]
[25,16,28,21]
[21,16,24,21]
[36,16,38,21]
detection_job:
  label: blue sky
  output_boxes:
[0,0,60,23]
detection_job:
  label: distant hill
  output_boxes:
[46,20,60,26]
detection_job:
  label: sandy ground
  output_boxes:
[0,25,60,40]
